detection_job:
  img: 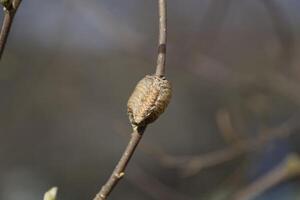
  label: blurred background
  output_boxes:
[1,0,300,199]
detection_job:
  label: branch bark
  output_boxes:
[93,1,168,199]
[0,0,22,60]
[155,0,167,77]
[93,130,144,200]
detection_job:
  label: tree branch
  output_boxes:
[0,0,22,60]
[93,1,169,199]
[93,130,144,200]
[155,0,167,77]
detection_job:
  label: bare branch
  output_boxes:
[94,2,170,199]
[0,0,22,60]
[94,0,168,200]
[155,0,167,77]
[93,130,144,200]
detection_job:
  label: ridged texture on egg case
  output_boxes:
[127,75,172,128]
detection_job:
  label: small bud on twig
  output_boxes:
[43,187,58,200]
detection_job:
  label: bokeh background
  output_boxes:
[1,0,300,199]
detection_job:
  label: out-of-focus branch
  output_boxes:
[216,108,243,144]
[230,70,300,108]
[168,115,299,176]
[155,0,167,77]
[233,154,300,200]
[0,0,22,60]
[125,115,299,177]
[127,164,195,200]
[197,0,232,52]
[261,0,294,69]
[266,72,300,106]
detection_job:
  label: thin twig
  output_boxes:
[93,130,144,200]
[94,0,167,200]
[94,1,168,199]
[155,0,167,77]
[0,0,22,60]
[112,121,194,200]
